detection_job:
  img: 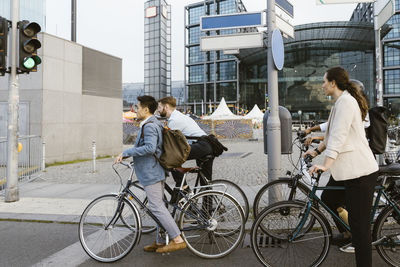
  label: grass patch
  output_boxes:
[46,155,112,167]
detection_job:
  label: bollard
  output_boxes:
[42,141,46,171]
[92,140,96,172]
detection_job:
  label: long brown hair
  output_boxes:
[326,66,369,120]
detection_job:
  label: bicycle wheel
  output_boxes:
[178,190,245,258]
[373,205,400,266]
[251,200,331,267]
[210,179,249,222]
[129,184,157,234]
[79,194,141,263]
[253,178,311,218]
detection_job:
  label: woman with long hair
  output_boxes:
[309,66,378,267]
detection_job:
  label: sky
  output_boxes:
[45,0,358,83]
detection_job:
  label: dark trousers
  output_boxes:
[344,171,378,267]
[321,176,346,233]
[171,139,214,187]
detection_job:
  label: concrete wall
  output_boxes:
[41,33,122,163]
[0,33,123,163]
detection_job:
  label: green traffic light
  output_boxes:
[23,57,35,69]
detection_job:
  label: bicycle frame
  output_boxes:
[115,162,225,234]
[290,175,400,242]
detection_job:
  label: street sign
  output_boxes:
[200,12,263,31]
[276,13,294,38]
[317,0,374,4]
[200,32,264,51]
[374,0,395,30]
[271,29,284,70]
[276,0,294,17]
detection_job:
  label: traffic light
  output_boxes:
[18,20,41,73]
[0,17,8,76]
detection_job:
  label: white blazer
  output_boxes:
[324,91,378,181]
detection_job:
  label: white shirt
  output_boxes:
[139,116,151,128]
[168,109,206,138]
[319,112,370,132]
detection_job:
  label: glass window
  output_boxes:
[189,46,205,63]
[188,5,203,25]
[218,61,237,81]
[189,26,201,44]
[188,84,204,102]
[189,65,204,83]
[384,41,400,67]
[217,82,236,101]
[384,69,400,94]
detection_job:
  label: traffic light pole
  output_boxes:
[5,0,20,202]
[266,0,281,185]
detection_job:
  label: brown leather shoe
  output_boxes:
[143,242,165,252]
[156,240,187,253]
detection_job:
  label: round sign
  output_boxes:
[271,29,284,70]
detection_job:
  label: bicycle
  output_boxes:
[132,154,249,224]
[79,161,245,262]
[250,163,400,266]
[252,130,319,218]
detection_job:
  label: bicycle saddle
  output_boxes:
[378,162,400,176]
[174,166,200,174]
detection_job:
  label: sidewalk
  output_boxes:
[0,139,326,225]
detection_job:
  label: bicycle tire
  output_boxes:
[79,194,141,263]
[373,204,400,266]
[251,200,331,267]
[253,178,311,218]
[210,179,250,222]
[178,190,245,259]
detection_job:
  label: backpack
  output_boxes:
[141,123,191,169]
[201,134,228,157]
[366,106,387,154]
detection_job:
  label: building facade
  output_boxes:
[144,0,171,99]
[123,80,184,110]
[351,0,400,122]
[186,0,399,122]
[0,0,46,30]
[185,0,251,114]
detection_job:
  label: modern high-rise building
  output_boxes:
[184,0,251,114]
[351,0,400,121]
[144,0,171,99]
[185,0,400,122]
[0,0,46,30]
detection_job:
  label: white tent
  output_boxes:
[244,104,264,122]
[203,97,241,120]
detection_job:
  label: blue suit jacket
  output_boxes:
[122,115,165,186]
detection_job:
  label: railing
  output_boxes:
[0,135,43,193]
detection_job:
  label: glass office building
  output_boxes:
[237,22,375,121]
[351,1,400,122]
[184,0,251,113]
[186,0,400,121]
[144,0,171,99]
[0,0,46,30]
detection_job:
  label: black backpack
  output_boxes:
[366,106,387,154]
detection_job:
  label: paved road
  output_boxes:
[0,220,390,267]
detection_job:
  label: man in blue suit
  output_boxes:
[115,95,186,253]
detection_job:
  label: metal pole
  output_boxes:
[183,7,187,112]
[42,141,46,171]
[71,0,77,42]
[92,140,96,173]
[6,0,20,202]
[266,0,281,190]
[374,25,383,107]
